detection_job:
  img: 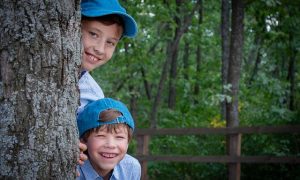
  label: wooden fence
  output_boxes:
[134,125,300,180]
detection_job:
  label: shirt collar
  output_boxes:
[81,160,119,180]
[80,70,87,78]
[112,165,120,179]
[81,160,101,179]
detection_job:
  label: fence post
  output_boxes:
[228,133,241,180]
[136,135,150,180]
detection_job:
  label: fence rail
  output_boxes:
[135,155,300,163]
[135,125,300,135]
[134,125,300,180]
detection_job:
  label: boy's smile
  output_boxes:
[81,20,123,71]
[100,152,117,158]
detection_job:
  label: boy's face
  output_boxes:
[84,125,129,177]
[81,19,123,71]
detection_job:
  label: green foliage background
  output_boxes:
[91,0,300,179]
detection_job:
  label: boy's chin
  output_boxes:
[81,63,95,72]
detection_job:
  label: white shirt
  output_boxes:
[78,71,104,114]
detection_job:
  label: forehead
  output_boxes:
[97,124,129,134]
[81,19,123,36]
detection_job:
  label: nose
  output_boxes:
[104,137,116,149]
[94,41,105,55]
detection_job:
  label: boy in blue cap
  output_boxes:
[78,0,138,114]
[76,98,141,180]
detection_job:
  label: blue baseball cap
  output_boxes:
[81,0,138,38]
[77,98,135,137]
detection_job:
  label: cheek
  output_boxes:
[81,38,89,50]
[81,34,93,49]
[106,49,116,59]
[119,142,129,152]
[86,139,100,150]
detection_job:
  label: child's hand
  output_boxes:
[77,142,88,177]
[78,142,88,165]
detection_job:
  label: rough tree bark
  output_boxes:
[193,0,203,103]
[221,0,230,120]
[287,33,296,111]
[183,39,190,80]
[0,1,81,179]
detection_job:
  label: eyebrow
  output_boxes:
[85,26,103,35]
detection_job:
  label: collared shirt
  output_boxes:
[77,154,141,180]
[77,71,104,114]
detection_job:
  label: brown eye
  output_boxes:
[107,41,115,47]
[89,31,98,38]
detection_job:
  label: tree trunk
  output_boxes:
[150,43,173,128]
[245,33,262,72]
[150,1,200,126]
[248,49,262,86]
[0,1,81,179]
[129,85,138,126]
[287,34,296,111]
[139,39,161,101]
[168,41,179,109]
[140,67,152,100]
[226,0,244,179]
[183,39,190,80]
[246,8,266,86]
[168,0,201,109]
[168,1,184,109]
[193,0,203,103]
[221,0,230,120]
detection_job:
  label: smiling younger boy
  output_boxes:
[76,98,141,180]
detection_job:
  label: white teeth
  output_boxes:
[101,153,117,158]
[88,55,99,62]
